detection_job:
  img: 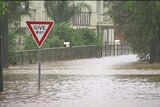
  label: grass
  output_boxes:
[116,61,160,70]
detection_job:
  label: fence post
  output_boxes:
[121,43,123,55]
[125,43,127,54]
[127,44,130,54]
[114,42,115,56]
[117,44,119,55]
[67,48,69,60]
[109,44,111,56]
[20,52,23,65]
[105,41,107,56]
[100,46,102,57]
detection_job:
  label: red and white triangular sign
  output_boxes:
[26,21,54,47]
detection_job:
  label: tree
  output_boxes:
[0,1,29,68]
[0,1,29,92]
[76,28,102,46]
[24,1,95,49]
[105,1,160,63]
[44,1,91,23]
[24,22,102,49]
[0,1,9,92]
[0,1,7,15]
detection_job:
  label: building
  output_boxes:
[20,1,123,46]
[20,1,48,28]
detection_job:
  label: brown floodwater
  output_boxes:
[1,55,160,107]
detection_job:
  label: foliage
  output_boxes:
[24,35,37,49]
[24,22,102,49]
[0,1,29,68]
[76,28,102,46]
[0,1,29,22]
[0,1,8,15]
[105,1,160,63]
[29,1,101,50]
[44,1,91,23]
[8,30,18,52]
[8,29,19,64]
[8,27,27,51]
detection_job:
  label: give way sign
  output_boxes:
[26,21,54,47]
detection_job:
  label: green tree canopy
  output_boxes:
[0,1,7,15]
[0,1,29,22]
[105,1,160,63]
[44,1,91,23]
[0,1,29,68]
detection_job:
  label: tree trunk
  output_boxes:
[149,48,156,64]
[2,13,9,68]
[149,38,157,64]
[0,20,3,92]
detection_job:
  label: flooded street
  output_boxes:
[1,54,160,107]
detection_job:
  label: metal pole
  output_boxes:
[114,42,115,56]
[105,41,107,56]
[117,44,118,55]
[38,48,41,91]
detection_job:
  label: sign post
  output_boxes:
[26,21,54,90]
[38,48,41,90]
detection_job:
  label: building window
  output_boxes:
[72,12,90,26]
[103,28,114,44]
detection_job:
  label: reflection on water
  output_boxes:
[1,55,160,107]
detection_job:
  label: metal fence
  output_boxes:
[9,45,101,65]
[102,42,131,56]
[9,42,131,65]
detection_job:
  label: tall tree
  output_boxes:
[0,1,29,68]
[44,1,91,23]
[105,1,160,63]
[0,1,7,92]
[0,1,29,92]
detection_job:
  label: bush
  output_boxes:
[23,22,102,49]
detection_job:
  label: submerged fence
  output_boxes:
[102,42,131,56]
[9,45,101,65]
[9,42,131,65]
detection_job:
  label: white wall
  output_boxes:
[20,1,48,28]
